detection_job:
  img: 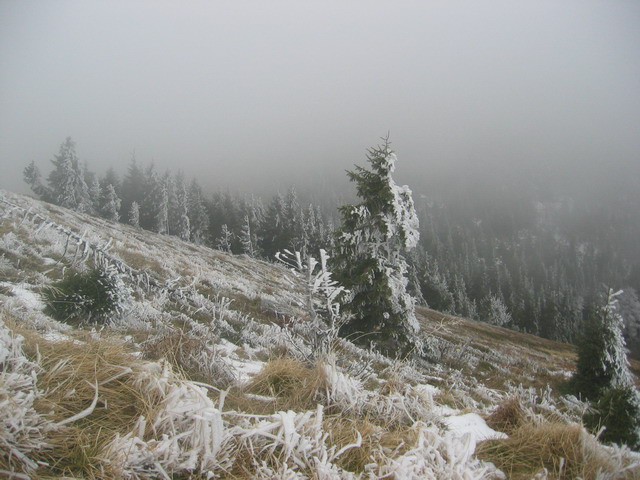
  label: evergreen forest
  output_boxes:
[24,137,640,356]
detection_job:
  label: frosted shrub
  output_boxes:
[43,264,131,323]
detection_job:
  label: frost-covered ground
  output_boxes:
[1,189,639,479]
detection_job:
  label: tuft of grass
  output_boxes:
[477,420,640,480]
[26,335,152,478]
[140,328,234,388]
[325,416,381,473]
[477,422,584,479]
[247,356,322,411]
[485,397,527,435]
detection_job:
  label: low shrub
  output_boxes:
[43,265,130,323]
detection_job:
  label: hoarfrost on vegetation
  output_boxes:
[104,361,232,479]
[0,318,52,477]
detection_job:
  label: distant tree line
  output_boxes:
[409,176,640,356]
[24,138,333,262]
[24,137,640,356]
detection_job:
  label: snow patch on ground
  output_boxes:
[445,412,507,443]
[0,282,45,311]
[218,338,265,382]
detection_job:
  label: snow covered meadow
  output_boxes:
[1,190,639,479]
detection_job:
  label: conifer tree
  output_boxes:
[333,139,421,354]
[482,293,512,326]
[240,214,256,257]
[100,184,121,222]
[23,161,51,201]
[129,201,140,228]
[121,154,145,217]
[262,192,287,259]
[47,138,76,209]
[47,137,91,211]
[217,224,234,253]
[187,179,209,244]
[170,173,190,240]
[155,174,170,235]
[574,289,640,449]
[89,177,102,214]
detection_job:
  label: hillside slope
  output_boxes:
[1,190,639,479]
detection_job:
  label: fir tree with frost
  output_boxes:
[121,154,144,217]
[576,289,640,449]
[129,201,140,228]
[217,224,234,253]
[333,138,421,354]
[44,137,92,212]
[89,177,101,214]
[619,288,640,355]
[277,248,348,358]
[170,174,191,240]
[152,173,170,234]
[240,215,258,257]
[597,289,633,390]
[23,160,51,201]
[47,137,79,209]
[100,183,121,222]
[140,164,161,231]
[484,293,512,326]
[187,179,209,244]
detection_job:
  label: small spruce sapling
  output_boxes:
[276,249,349,359]
[43,263,131,323]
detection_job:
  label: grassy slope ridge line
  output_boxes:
[0,189,639,479]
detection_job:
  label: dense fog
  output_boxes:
[1,0,639,195]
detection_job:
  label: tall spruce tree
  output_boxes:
[23,161,51,201]
[333,139,421,354]
[100,184,121,222]
[46,137,91,212]
[187,179,209,244]
[573,289,635,398]
[128,201,140,228]
[574,289,640,448]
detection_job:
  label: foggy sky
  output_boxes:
[1,0,639,196]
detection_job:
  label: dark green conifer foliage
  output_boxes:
[333,139,420,354]
[584,387,640,450]
[43,267,129,323]
[571,290,640,449]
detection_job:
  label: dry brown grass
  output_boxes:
[325,415,381,473]
[478,422,584,479]
[485,397,527,435]
[246,356,324,411]
[15,330,153,478]
[477,421,640,480]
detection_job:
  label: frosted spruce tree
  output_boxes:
[187,179,209,244]
[43,137,92,212]
[575,289,640,449]
[333,139,421,355]
[100,183,121,222]
[128,201,140,228]
[573,289,634,398]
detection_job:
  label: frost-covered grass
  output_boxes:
[2,189,640,478]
